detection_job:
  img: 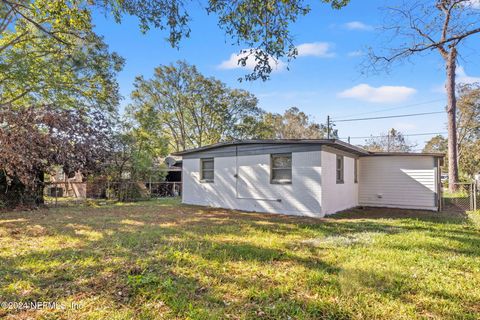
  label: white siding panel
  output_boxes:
[358,156,437,210]
[320,151,358,215]
[182,151,324,217]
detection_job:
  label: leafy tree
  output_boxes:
[457,84,480,157]
[0,0,123,110]
[0,0,123,206]
[368,0,480,190]
[128,61,265,152]
[0,105,113,206]
[363,128,416,152]
[423,135,448,174]
[260,107,336,139]
[1,0,349,82]
[106,126,168,182]
[423,135,448,153]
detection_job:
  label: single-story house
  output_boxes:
[173,139,444,217]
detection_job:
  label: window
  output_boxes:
[271,153,292,184]
[354,158,359,184]
[336,155,344,184]
[200,158,214,182]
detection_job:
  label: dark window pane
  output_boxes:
[201,158,214,181]
[336,155,344,183]
[202,170,214,180]
[272,169,292,181]
[202,159,214,170]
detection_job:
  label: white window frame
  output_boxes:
[336,155,344,184]
[270,153,292,184]
[200,158,214,183]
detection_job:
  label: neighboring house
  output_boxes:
[173,139,444,217]
[163,157,182,182]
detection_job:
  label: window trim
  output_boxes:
[270,153,292,184]
[336,155,344,184]
[200,158,214,183]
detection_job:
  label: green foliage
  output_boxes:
[105,0,350,81]
[260,107,336,139]
[0,0,124,206]
[457,84,480,178]
[107,128,169,181]
[208,0,349,81]
[0,0,124,111]
[423,135,447,153]
[424,84,480,178]
[2,0,351,83]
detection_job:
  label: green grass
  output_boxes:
[0,200,479,319]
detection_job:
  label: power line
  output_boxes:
[340,131,448,140]
[332,99,445,120]
[333,111,445,123]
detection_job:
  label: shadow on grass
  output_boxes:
[0,203,479,319]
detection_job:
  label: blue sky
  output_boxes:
[92,1,480,149]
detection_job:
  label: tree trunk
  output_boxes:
[445,48,459,192]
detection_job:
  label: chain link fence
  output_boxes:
[442,182,478,212]
[43,180,182,207]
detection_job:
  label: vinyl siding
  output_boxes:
[320,150,358,215]
[358,156,437,210]
[182,151,324,217]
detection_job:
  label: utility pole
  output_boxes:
[327,115,331,139]
[387,130,391,152]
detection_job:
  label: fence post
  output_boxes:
[474,183,477,211]
[470,183,473,211]
[149,176,152,199]
[55,183,58,207]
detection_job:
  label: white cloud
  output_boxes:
[467,0,480,9]
[431,66,480,93]
[296,42,335,58]
[338,84,417,103]
[218,50,285,71]
[344,21,373,31]
[457,66,480,84]
[347,50,364,57]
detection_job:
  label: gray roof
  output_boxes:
[172,139,444,158]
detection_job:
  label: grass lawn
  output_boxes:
[0,199,479,319]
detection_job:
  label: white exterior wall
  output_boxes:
[182,151,324,217]
[358,156,438,210]
[320,150,358,215]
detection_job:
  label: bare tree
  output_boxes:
[368,0,480,191]
[363,128,417,152]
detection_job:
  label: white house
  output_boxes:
[174,140,443,217]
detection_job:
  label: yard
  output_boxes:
[0,200,479,319]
